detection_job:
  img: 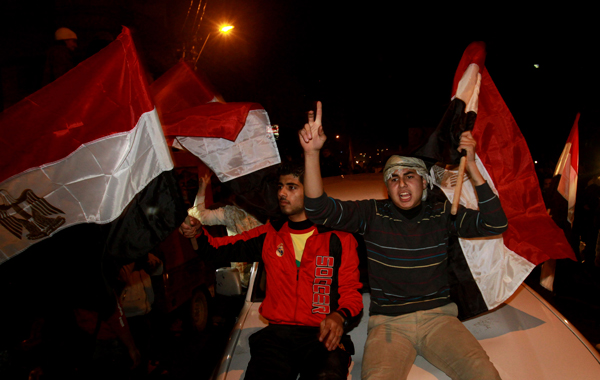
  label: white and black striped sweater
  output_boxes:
[305,183,508,317]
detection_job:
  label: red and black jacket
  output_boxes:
[197,218,363,327]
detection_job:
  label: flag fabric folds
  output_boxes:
[150,60,221,115]
[423,42,576,318]
[472,63,576,265]
[0,27,185,264]
[554,113,580,226]
[150,61,280,183]
[174,107,280,183]
[415,42,484,165]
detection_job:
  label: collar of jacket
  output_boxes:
[270,218,333,234]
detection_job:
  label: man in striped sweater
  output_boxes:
[299,102,506,380]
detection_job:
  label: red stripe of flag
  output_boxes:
[472,64,576,264]
[0,28,153,184]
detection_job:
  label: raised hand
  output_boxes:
[198,173,211,194]
[457,131,485,186]
[298,101,326,153]
[457,131,477,163]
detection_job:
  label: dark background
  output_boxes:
[2,1,599,180]
[1,2,600,377]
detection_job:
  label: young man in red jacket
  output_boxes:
[181,162,363,380]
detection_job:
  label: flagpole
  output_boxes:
[451,155,467,215]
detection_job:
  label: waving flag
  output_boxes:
[150,61,280,183]
[0,27,186,264]
[150,59,221,115]
[553,114,580,226]
[472,58,576,265]
[416,41,485,165]
[418,42,575,319]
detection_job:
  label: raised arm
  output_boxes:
[300,101,374,234]
[195,173,211,206]
[196,223,269,263]
[299,101,327,199]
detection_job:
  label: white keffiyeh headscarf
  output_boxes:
[383,156,433,201]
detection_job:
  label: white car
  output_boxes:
[211,173,600,380]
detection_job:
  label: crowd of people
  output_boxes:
[5,97,594,380]
[177,102,509,380]
[2,25,598,380]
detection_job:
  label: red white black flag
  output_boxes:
[0,27,184,264]
[150,61,280,183]
[554,114,579,226]
[424,42,576,318]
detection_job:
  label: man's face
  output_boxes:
[386,168,427,210]
[543,178,552,190]
[278,174,306,221]
[64,39,78,51]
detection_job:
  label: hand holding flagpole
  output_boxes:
[452,154,468,215]
[452,131,485,214]
[450,59,484,215]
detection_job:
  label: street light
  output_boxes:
[194,24,235,66]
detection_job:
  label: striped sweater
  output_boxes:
[305,182,508,316]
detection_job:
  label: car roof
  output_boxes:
[213,173,600,379]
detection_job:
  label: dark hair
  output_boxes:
[278,160,305,184]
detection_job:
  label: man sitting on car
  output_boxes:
[299,102,507,380]
[180,161,363,380]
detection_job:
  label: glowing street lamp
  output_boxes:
[195,24,235,65]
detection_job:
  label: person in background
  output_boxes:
[42,27,79,85]
[118,253,163,374]
[187,173,261,287]
[73,294,141,380]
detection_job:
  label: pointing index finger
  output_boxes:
[315,101,322,125]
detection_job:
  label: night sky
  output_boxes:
[2,1,599,178]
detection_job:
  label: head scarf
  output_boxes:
[383,156,433,201]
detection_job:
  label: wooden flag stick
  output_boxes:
[451,155,467,215]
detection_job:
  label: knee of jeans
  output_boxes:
[463,357,500,380]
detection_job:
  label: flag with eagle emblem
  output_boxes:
[0,27,186,264]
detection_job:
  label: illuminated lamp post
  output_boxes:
[194,24,235,66]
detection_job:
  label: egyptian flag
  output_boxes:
[538,115,580,290]
[0,27,186,265]
[552,114,579,227]
[150,61,280,183]
[418,42,576,319]
[415,42,485,165]
[150,62,281,221]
